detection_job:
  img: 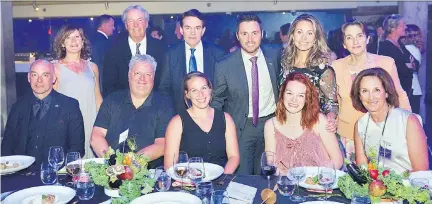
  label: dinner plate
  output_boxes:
[130,192,201,204]
[167,162,224,183]
[3,186,75,204]
[293,166,346,190]
[0,155,35,175]
[408,170,432,191]
[58,158,105,174]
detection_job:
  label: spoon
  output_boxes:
[216,174,228,185]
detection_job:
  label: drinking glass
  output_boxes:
[261,151,276,189]
[289,163,306,202]
[188,157,205,185]
[65,152,81,187]
[378,141,391,169]
[277,175,296,196]
[211,190,230,204]
[40,162,57,185]
[173,151,189,192]
[76,172,95,200]
[197,181,213,204]
[318,163,336,201]
[48,146,64,185]
[154,167,171,192]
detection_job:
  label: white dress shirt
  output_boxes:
[241,48,276,118]
[185,41,204,73]
[128,36,147,56]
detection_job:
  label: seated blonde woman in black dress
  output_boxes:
[164,71,240,174]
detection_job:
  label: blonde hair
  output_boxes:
[281,14,331,72]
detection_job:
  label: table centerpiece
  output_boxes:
[84,138,156,204]
[338,149,431,204]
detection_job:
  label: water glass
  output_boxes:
[40,162,57,185]
[211,190,230,204]
[351,191,371,204]
[188,157,205,185]
[289,165,306,202]
[155,168,171,192]
[76,172,95,200]
[318,165,336,201]
[277,175,296,196]
[48,146,65,186]
[197,181,214,203]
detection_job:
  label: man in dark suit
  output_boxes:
[103,5,166,96]
[212,14,280,175]
[2,60,85,166]
[90,14,115,93]
[158,9,225,113]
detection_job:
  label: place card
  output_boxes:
[226,181,257,204]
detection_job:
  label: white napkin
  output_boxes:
[226,181,256,204]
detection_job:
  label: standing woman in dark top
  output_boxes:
[164,71,240,174]
[280,14,339,133]
[378,14,418,103]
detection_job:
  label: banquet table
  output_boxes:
[1,168,351,204]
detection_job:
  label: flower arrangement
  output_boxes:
[84,138,156,204]
[338,148,431,203]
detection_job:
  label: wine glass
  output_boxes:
[277,175,296,196]
[65,152,81,187]
[173,151,189,192]
[48,146,65,186]
[289,162,306,202]
[261,152,276,189]
[188,157,205,185]
[318,162,336,201]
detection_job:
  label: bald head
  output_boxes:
[28,60,56,99]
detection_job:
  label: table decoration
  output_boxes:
[338,148,431,203]
[84,138,155,204]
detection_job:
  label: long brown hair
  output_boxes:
[53,25,91,60]
[281,14,331,72]
[276,72,320,130]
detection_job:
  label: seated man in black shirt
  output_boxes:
[2,60,85,166]
[90,54,175,168]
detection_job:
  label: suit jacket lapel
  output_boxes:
[261,47,278,100]
[121,35,132,67]
[178,42,187,78]
[19,94,33,154]
[234,50,249,98]
[46,91,61,133]
[202,42,213,80]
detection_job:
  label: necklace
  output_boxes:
[362,104,391,152]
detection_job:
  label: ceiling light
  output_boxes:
[28,19,32,23]
[32,3,39,11]
[90,17,94,21]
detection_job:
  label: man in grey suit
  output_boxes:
[212,14,280,175]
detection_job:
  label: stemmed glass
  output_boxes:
[173,151,189,192]
[154,166,171,192]
[261,151,276,189]
[48,146,65,186]
[318,162,336,201]
[65,152,81,187]
[188,157,205,185]
[289,162,306,202]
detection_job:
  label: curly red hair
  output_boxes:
[276,72,320,130]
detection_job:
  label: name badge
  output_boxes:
[379,142,392,159]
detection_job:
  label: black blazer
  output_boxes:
[103,32,166,96]
[157,41,225,113]
[211,45,281,137]
[90,31,110,90]
[1,90,85,160]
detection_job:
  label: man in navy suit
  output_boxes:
[158,9,225,113]
[103,5,166,96]
[212,14,281,175]
[2,60,85,166]
[90,14,115,93]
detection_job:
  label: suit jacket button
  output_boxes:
[240,128,243,131]
[244,114,248,117]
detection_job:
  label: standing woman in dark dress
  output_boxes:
[280,14,339,134]
[378,14,418,104]
[164,71,240,174]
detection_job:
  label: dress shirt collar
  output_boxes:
[97,30,108,39]
[123,90,154,109]
[185,41,203,53]
[31,90,53,105]
[240,47,262,61]
[128,35,147,55]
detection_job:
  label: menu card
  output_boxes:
[226,181,257,204]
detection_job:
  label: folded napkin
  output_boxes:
[226,181,257,204]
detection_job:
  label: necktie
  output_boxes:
[35,100,44,120]
[189,48,197,73]
[250,56,259,126]
[136,43,141,55]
